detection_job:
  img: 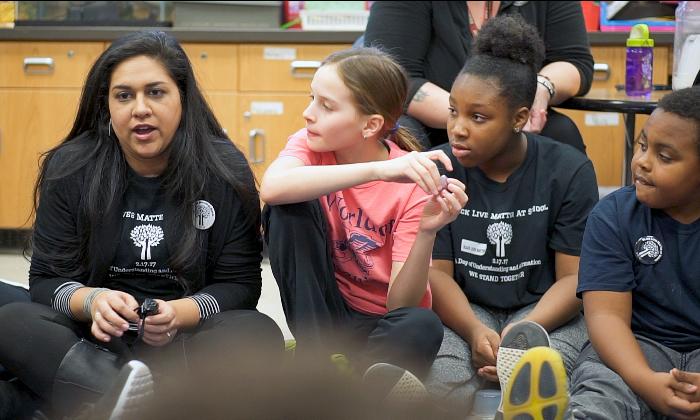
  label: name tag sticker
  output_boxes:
[461,239,487,256]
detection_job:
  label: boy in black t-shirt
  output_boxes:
[423,16,598,417]
[567,87,700,418]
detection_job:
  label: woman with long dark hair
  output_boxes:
[0,31,283,418]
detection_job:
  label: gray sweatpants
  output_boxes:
[569,335,700,420]
[424,302,587,414]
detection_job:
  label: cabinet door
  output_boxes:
[181,44,238,91]
[0,42,103,88]
[203,91,238,142]
[0,89,80,228]
[239,44,350,93]
[555,46,670,187]
[237,94,310,181]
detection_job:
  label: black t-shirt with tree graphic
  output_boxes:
[432,134,598,309]
[105,171,183,302]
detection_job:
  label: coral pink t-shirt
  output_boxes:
[278,128,432,315]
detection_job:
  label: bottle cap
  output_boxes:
[627,23,654,47]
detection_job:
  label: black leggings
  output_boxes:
[0,280,30,308]
[0,302,283,402]
[263,200,443,378]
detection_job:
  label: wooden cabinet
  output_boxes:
[0,42,103,88]
[182,44,238,91]
[239,44,348,92]
[187,43,352,182]
[0,40,352,228]
[237,94,311,181]
[0,42,103,228]
[237,43,350,181]
[2,37,668,227]
[556,46,670,186]
[182,43,239,144]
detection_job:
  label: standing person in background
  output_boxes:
[0,30,283,419]
[364,1,593,151]
[261,47,468,386]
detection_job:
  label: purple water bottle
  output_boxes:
[625,24,654,96]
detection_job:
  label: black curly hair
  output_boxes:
[657,86,700,155]
[457,14,545,110]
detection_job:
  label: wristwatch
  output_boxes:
[537,74,556,100]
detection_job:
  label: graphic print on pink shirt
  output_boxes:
[327,193,392,279]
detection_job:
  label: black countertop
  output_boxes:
[0,26,676,45]
[0,26,363,43]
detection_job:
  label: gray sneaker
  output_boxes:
[363,363,428,406]
[495,321,551,419]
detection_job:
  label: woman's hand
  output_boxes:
[523,85,550,133]
[90,290,140,343]
[376,150,453,195]
[419,178,468,234]
[141,299,179,347]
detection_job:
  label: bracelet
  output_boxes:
[537,74,556,99]
[82,287,110,319]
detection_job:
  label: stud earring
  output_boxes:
[513,127,521,133]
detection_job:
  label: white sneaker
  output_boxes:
[495,321,551,419]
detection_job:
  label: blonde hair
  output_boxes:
[322,47,423,152]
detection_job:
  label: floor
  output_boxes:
[0,249,292,339]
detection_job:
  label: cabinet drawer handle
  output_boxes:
[23,57,55,74]
[248,129,266,164]
[593,63,610,81]
[290,60,322,78]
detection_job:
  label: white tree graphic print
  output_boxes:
[194,202,214,228]
[130,224,164,260]
[487,221,513,258]
[639,241,660,259]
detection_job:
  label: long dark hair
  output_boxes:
[30,31,258,291]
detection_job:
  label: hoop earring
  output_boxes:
[108,118,112,137]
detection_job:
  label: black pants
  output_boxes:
[263,200,443,378]
[0,280,30,308]
[402,108,587,154]
[0,301,283,403]
[0,281,30,379]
